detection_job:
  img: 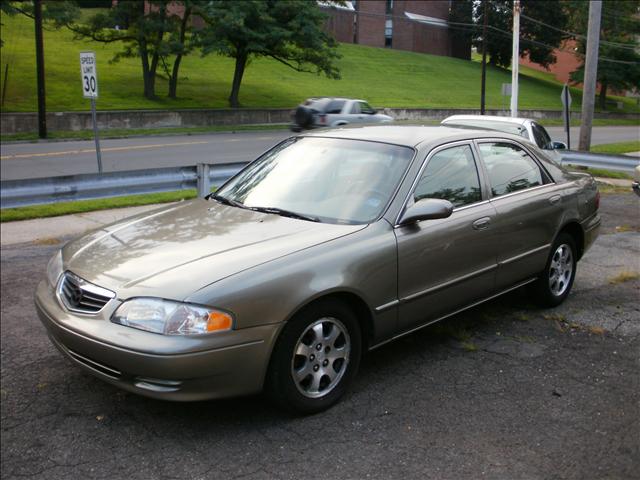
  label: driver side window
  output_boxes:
[414,145,482,208]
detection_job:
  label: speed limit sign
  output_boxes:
[80,51,98,98]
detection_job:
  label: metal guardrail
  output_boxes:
[2,151,638,209]
[559,150,640,173]
[0,162,247,209]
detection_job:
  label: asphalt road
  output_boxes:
[0,131,292,180]
[1,125,638,181]
[1,193,639,480]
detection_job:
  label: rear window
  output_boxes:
[303,98,330,112]
[303,98,345,114]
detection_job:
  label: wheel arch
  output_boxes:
[558,221,585,260]
[279,290,375,352]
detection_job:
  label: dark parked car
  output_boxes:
[291,97,393,131]
[37,126,600,413]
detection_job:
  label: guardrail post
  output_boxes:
[197,163,211,198]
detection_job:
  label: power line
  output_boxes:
[520,13,639,51]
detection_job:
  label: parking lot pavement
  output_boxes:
[1,194,638,480]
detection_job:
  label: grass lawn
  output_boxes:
[2,12,639,114]
[537,118,640,127]
[591,141,640,155]
[0,190,197,222]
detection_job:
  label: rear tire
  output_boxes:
[266,299,362,414]
[531,233,577,307]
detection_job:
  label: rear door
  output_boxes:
[476,140,566,289]
[395,142,500,331]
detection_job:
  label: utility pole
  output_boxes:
[480,0,488,115]
[578,0,602,151]
[510,0,520,117]
[34,0,47,139]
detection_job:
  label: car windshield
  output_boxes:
[215,137,414,225]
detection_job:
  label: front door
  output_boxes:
[395,143,500,332]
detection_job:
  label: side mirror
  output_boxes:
[370,109,377,114]
[551,141,567,150]
[398,198,454,225]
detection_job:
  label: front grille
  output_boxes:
[58,271,115,314]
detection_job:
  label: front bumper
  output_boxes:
[35,280,282,401]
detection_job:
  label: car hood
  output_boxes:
[62,199,365,300]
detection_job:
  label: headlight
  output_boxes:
[111,298,233,336]
[46,251,63,287]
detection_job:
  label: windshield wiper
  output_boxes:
[209,193,247,209]
[248,206,320,223]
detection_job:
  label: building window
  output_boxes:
[386,0,393,15]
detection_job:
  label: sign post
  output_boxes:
[501,83,512,113]
[561,83,572,150]
[80,51,102,173]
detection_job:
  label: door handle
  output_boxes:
[549,195,561,205]
[472,217,491,230]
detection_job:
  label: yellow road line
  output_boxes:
[0,140,210,160]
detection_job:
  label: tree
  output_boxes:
[51,0,194,99]
[473,0,569,68]
[0,0,79,47]
[165,1,196,98]
[448,0,474,60]
[568,0,640,110]
[197,0,340,108]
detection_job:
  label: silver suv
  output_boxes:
[291,97,393,131]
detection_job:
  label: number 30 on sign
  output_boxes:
[80,51,98,98]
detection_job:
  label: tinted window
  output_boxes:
[325,100,346,114]
[479,142,545,197]
[531,122,552,149]
[413,145,481,208]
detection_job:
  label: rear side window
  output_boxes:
[325,100,346,114]
[350,102,360,114]
[478,142,545,197]
[414,144,482,208]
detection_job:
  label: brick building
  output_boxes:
[321,0,470,60]
[520,40,581,85]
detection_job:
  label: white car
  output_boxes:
[291,97,393,131]
[441,115,568,162]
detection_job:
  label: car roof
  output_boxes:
[442,115,531,126]
[300,125,533,148]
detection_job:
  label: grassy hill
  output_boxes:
[1,12,638,113]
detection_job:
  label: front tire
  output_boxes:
[266,299,362,414]
[531,233,577,307]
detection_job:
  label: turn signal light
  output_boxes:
[207,312,233,332]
